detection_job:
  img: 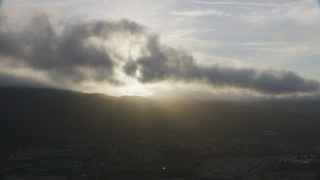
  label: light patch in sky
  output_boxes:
[191,1,286,7]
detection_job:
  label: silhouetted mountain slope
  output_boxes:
[255,100,320,119]
[0,87,319,148]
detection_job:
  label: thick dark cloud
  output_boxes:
[0,11,319,95]
[124,35,320,94]
[0,12,145,83]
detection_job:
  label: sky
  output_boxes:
[0,0,319,100]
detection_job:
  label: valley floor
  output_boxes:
[2,136,320,180]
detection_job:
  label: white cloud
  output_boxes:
[241,0,320,25]
[191,1,287,7]
[171,10,232,17]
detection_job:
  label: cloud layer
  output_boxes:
[0,12,145,84]
[0,11,319,95]
[123,35,319,94]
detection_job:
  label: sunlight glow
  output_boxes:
[75,79,153,97]
[118,80,153,97]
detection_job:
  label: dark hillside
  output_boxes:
[0,87,319,148]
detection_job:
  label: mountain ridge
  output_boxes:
[0,86,319,149]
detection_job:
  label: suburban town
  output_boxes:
[2,134,320,180]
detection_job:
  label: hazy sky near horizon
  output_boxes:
[0,0,320,100]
